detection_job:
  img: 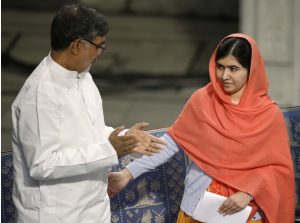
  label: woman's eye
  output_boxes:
[217,65,224,70]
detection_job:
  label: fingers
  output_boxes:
[220,206,240,216]
[107,170,132,198]
[109,129,141,157]
[118,135,140,142]
[132,122,149,130]
[219,199,236,216]
[110,125,166,157]
[132,143,156,156]
[146,142,163,154]
[149,135,167,145]
[138,133,166,153]
[141,135,166,155]
[107,185,118,198]
[148,141,164,151]
[118,135,140,144]
[108,190,117,198]
[118,136,140,153]
[218,191,253,216]
[132,141,162,156]
[218,197,243,216]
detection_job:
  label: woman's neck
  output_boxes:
[230,84,247,104]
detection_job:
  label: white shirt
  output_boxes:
[11,54,118,223]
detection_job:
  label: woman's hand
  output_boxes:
[126,122,166,156]
[218,191,252,216]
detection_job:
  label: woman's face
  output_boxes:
[216,55,249,100]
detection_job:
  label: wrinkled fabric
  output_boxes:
[12,54,118,223]
[168,33,295,223]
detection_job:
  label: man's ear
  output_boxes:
[70,39,82,56]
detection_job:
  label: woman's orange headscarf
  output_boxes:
[168,33,295,223]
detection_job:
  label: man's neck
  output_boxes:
[50,50,76,72]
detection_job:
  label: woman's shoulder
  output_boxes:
[190,83,213,99]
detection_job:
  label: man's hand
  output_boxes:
[108,169,133,198]
[109,126,140,157]
[126,122,166,156]
[218,191,253,216]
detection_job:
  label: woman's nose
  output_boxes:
[222,69,230,80]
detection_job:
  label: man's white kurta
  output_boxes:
[11,55,118,223]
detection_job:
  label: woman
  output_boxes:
[108,33,295,223]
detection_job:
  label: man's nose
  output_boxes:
[96,50,102,57]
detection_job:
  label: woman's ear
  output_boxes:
[70,39,81,56]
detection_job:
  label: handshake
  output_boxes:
[108,122,166,158]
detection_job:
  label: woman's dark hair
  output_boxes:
[216,37,252,71]
[50,3,109,51]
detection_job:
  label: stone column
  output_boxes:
[240,0,300,106]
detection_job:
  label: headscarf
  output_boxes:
[168,33,295,223]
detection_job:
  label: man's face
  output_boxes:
[78,35,106,72]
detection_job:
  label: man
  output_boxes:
[11,3,164,223]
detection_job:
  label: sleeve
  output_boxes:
[126,133,181,178]
[104,126,114,138]
[18,83,118,180]
[104,126,128,138]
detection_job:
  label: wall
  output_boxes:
[240,0,300,106]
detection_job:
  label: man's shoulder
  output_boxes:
[22,57,51,87]
[12,58,61,108]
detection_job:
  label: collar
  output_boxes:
[46,53,88,87]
